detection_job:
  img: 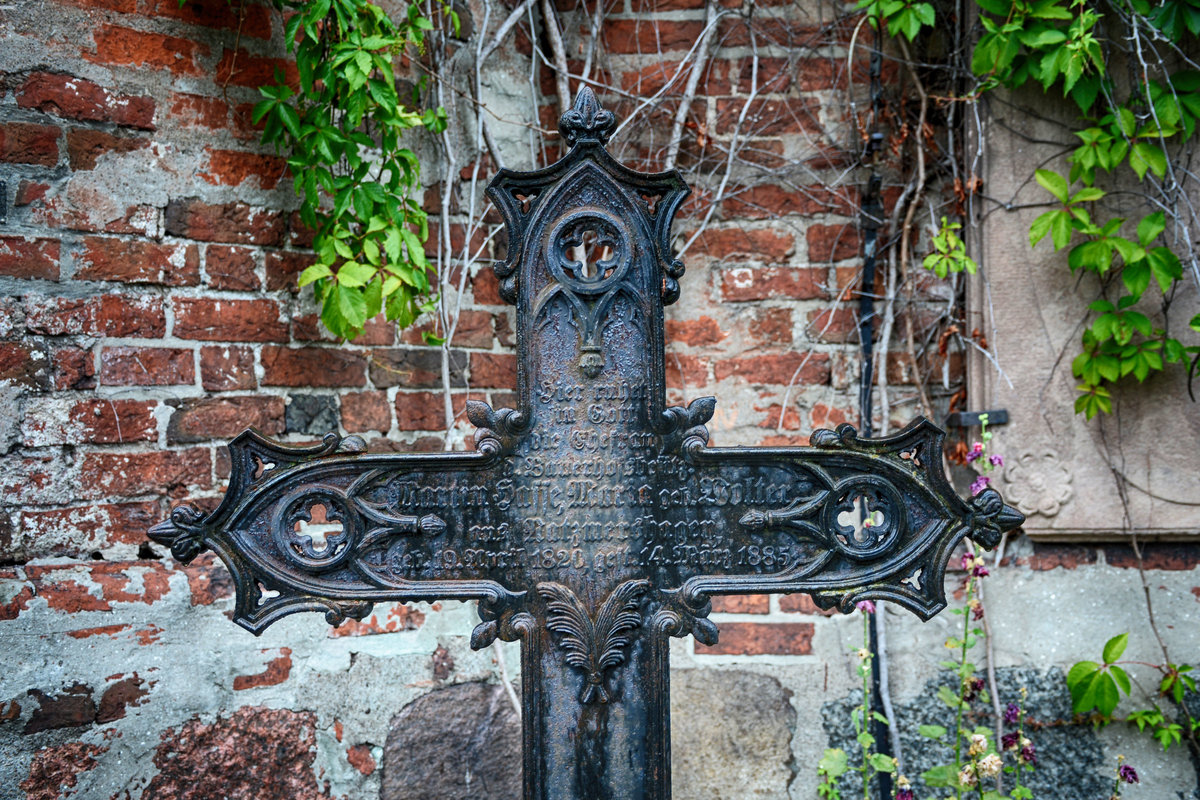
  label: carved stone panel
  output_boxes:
[970,89,1200,541]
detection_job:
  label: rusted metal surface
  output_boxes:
[150,88,1024,800]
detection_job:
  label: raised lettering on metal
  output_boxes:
[150,87,1024,800]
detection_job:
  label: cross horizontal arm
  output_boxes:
[148,427,526,634]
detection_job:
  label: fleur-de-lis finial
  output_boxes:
[559,86,617,146]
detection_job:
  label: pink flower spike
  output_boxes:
[989,454,1004,467]
[856,600,876,613]
[970,475,990,496]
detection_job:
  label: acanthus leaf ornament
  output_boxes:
[538,580,650,704]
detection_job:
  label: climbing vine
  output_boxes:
[865,0,1200,417]
[190,0,453,341]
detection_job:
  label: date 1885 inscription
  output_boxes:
[150,88,1023,800]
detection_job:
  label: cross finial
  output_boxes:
[558,86,617,146]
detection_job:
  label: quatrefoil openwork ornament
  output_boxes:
[549,211,631,295]
[536,208,638,378]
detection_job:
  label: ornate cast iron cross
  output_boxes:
[150,88,1023,800]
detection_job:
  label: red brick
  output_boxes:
[0,343,51,388]
[265,249,316,291]
[395,391,448,431]
[65,128,150,171]
[172,297,288,342]
[99,346,194,386]
[754,401,803,430]
[20,502,160,554]
[341,391,391,433]
[168,396,284,443]
[719,266,825,301]
[664,316,726,347]
[80,448,211,499]
[631,0,705,11]
[716,97,821,135]
[400,311,492,349]
[1014,544,1097,571]
[620,60,730,95]
[697,621,814,655]
[711,595,768,613]
[53,347,96,390]
[199,345,256,391]
[664,353,709,389]
[718,15,844,47]
[147,0,274,39]
[779,594,838,615]
[330,603,425,636]
[356,316,398,347]
[97,676,149,723]
[205,245,260,290]
[54,0,137,9]
[168,92,230,131]
[23,398,157,445]
[15,180,51,207]
[1103,543,1200,570]
[690,228,794,263]
[164,198,286,246]
[807,224,861,262]
[77,237,199,285]
[26,295,165,338]
[747,307,793,346]
[180,553,234,605]
[472,265,503,304]
[86,24,209,76]
[603,19,706,53]
[470,352,516,388]
[370,348,466,388]
[16,72,155,130]
[287,212,316,248]
[722,184,855,219]
[728,140,789,170]
[735,57,794,93]
[233,648,293,690]
[202,148,288,190]
[0,122,60,167]
[714,352,830,385]
[806,307,859,343]
[0,237,60,280]
[347,744,376,776]
[261,346,366,387]
[215,49,299,88]
[426,222,489,261]
[23,684,97,734]
[810,402,851,430]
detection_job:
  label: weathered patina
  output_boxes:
[150,88,1024,800]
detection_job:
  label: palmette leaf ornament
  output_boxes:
[538,579,650,704]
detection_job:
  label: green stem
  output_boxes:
[952,575,974,800]
[862,610,873,800]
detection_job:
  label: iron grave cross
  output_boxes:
[150,88,1024,800]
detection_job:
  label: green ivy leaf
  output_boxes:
[1035,168,1070,203]
[818,748,849,778]
[1123,259,1151,298]
[1130,141,1168,180]
[918,724,947,739]
[298,263,334,287]
[1102,633,1129,663]
[1147,247,1182,292]
[921,764,958,788]
[868,753,896,773]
